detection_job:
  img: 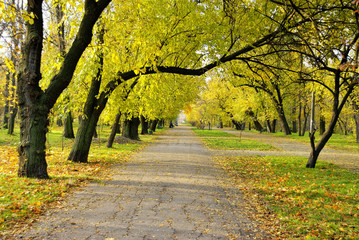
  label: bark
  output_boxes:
[351,97,359,143]
[63,111,75,138]
[355,113,359,143]
[271,119,277,133]
[140,115,149,135]
[269,85,291,135]
[17,0,49,178]
[245,110,262,131]
[298,102,302,136]
[56,118,63,126]
[319,116,325,135]
[7,104,18,135]
[107,112,121,148]
[307,72,355,168]
[266,119,272,133]
[17,0,111,178]
[292,121,297,133]
[122,117,140,140]
[292,107,297,133]
[276,105,291,135]
[68,54,103,162]
[150,119,159,132]
[232,120,243,130]
[301,104,309,136]
[3,74,10,129]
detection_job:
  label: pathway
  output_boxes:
[18,126,269,240]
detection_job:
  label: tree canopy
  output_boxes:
[0,0,358,178]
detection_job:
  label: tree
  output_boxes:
[16,0,324,177]
[0,0,24,133]
[17,0,111,178]
[276,1,359,168]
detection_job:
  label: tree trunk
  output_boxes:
[306,73,355,168]
[140,115,149,135]
[56,118,63,126]
[351,97,359,143]
[271,119,277,133]
[68,110,101,163]
[319,115,325,135]
[245,110,262,131]
[292,120,297,133]
[276,106,291,135]
[68,73,105,163]
[17,0,49,179]
[253,120,263,131]
[307,120,335,168]
[63,111,75,138]
[158,119,165,129]
[232,120,242,130]
[150,119,159,132]
[7,104,18,135]
[122,117,140,140]
[3,74,10,129]
[68,33,104,162]
[107,112,121,148]
[17,0,111,177]
[266,119,272,133]
[298,102,302,136]
[354,113,359,143]
[301,104,309,136]
[291,106,297,133]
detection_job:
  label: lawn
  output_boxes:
[192,129,236,137]
[265,131,359,152]
[0,124,165,235]
[193,129,277,150]
[219,155,359,239]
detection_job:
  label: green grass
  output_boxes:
[192,129,236,137]
[261,131,359,152]
[193,128,277,150]
[220,155,359,239]
[0,123,164,235]
[203,138,277,150]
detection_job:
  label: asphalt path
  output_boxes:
[18,126,269,240]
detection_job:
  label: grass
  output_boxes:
[203,138,277,150]
[192,129,236,137]
[262,131,359,152]
[0,124,165,235]
[219,155,359,239]
[193,128,277,150]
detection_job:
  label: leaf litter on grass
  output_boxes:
[217,155,359,239]
[0,139,139,237]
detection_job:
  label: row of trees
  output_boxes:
[187,72,359,139]
[0,0,358,178]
